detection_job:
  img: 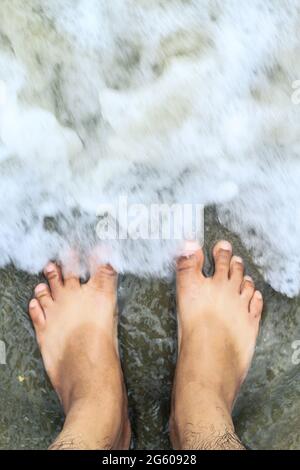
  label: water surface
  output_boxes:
[0,210,299,449]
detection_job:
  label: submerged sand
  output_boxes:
[0,210,299,450]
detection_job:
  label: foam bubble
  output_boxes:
[0,1,300,296]
[0,80,6,106]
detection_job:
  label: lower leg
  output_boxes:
[29,261,130,450]
[170,241,263,450]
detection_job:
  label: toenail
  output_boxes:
[233,256,243,264]
[255,291,263,299]
[104,264,115,273]
[35,285,47,294]
[179,240,201,257]
[244,276,253,282]
[45,263,55,273]
[218,241,232,251]
[30,299,38,308]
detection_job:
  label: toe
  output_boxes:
[62,250,81,289]
[63,271,80,289]
[176,242,204,288]
[250,290,264,319]
[241,276,255,303]
[230,256,244,288]
[88,264,118,295]
[35,283,53,310]
[213,240,232,280]
[29,298,46,331]
[44,262,63,298]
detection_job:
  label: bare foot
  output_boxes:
[29,261,130,450]
[170,241,263,450]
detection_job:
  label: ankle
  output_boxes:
[171,399,243,450]
[51,396,125,450]
[172,383,232,424]
[171,384,242,449]
[171,419,244,450]
[174,372,237,410]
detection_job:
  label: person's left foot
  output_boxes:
[170,241,263,450]
[29,260,130,450]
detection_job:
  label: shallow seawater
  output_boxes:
[0,209,299,450]
[2,0,300,296]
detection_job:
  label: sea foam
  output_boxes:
[0,0,300,296]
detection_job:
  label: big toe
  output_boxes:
[176,241,204,288]
[88,263,118,296]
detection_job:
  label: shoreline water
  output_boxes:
[0,210,299,449]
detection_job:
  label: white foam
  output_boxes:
[0,0,300,296]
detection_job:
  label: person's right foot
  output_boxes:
[29,260,130,450]
[170,241,263,450]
